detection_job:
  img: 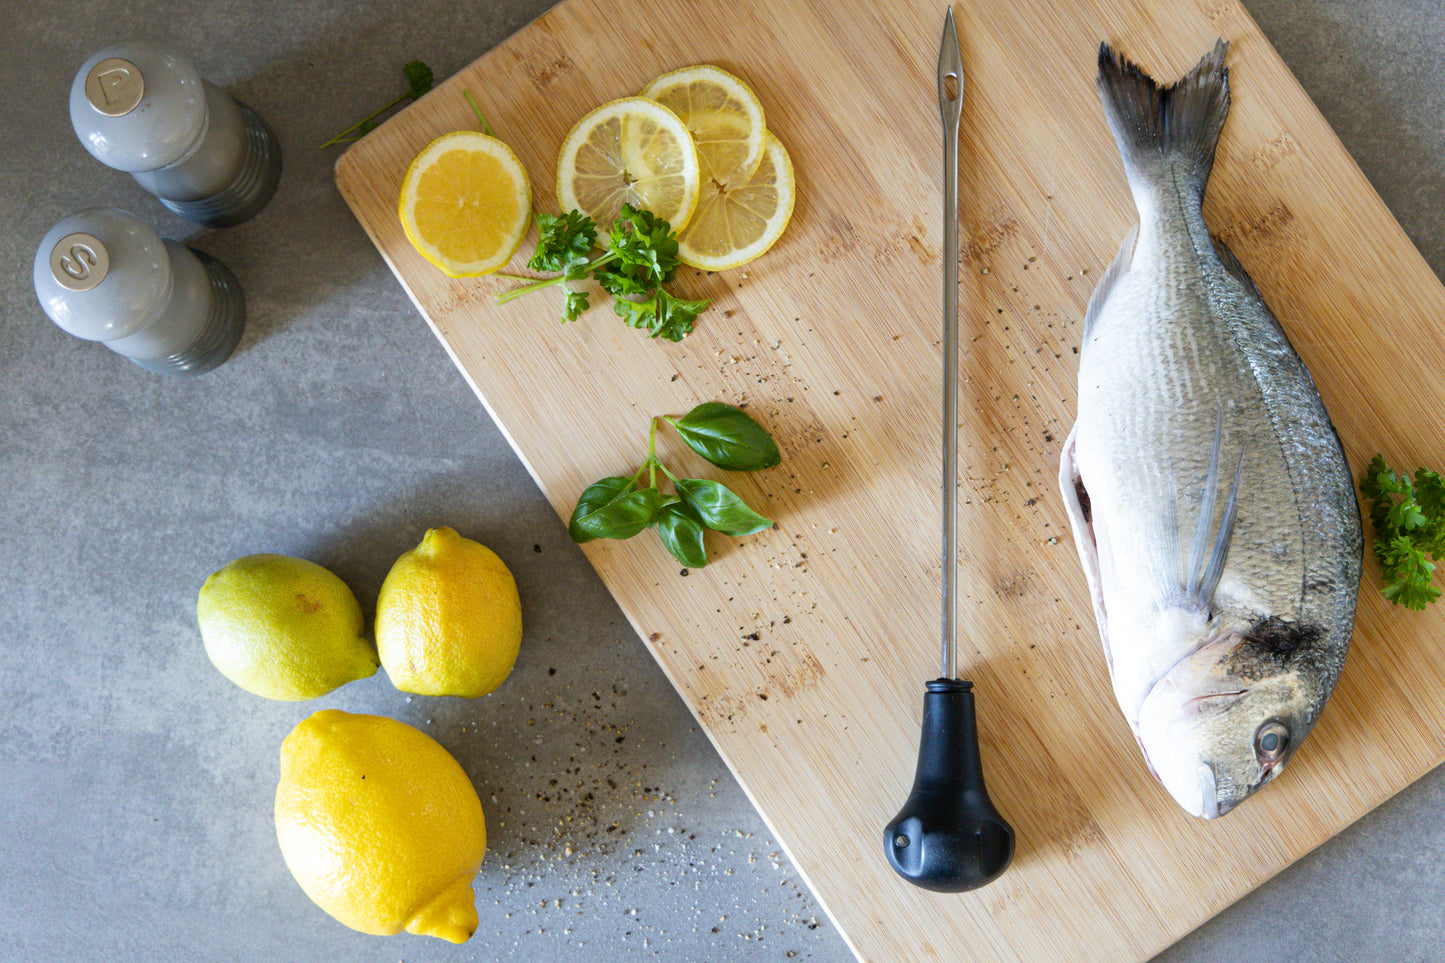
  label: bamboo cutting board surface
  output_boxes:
[335,0,1445,959]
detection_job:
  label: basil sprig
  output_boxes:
[566,402,780,568]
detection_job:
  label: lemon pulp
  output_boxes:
[677,132,795,271]
[641,64,766,187]
[556,97,700,230]
[398,130,531,277]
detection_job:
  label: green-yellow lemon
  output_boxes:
[196,554,377,701]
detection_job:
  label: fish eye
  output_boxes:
[1254,720,1290,763]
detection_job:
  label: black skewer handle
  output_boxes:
[883,679,1015,892]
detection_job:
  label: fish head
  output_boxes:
[1134,616,1327,819]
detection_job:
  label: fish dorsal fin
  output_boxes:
[1083,223,1139,340]
[1185,411,1244,607]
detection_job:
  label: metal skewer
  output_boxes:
[939,3,963,684]
[882,7,1015,894]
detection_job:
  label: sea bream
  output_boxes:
[1058,41,1363,818]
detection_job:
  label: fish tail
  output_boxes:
[1096,40,1230,200]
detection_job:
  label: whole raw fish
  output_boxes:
[1058,41,1363,818]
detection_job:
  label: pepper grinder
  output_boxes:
[70,41,282,228]
[33,208,246,375]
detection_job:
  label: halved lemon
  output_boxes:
[398,130,531,278]
[556,97,700,231]
[676,132,795,271]
[641,64,766,188]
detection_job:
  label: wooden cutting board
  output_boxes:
[335,0,1445,958]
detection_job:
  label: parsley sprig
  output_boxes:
[1360,455,1445,610]
[320,60,434,148]
[495,204,710,341]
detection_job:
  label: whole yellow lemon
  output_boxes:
[274,709,486,943]
[197,554,377,701]
[375,527,522,698]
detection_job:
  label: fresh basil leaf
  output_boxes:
[655,500,709,568]
[568,478,659,542]
[674,478,772,536]
[673,402,782,471]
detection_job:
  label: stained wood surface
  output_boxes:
[334,0,1445,959]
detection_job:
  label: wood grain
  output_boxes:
[335,0,1445,959]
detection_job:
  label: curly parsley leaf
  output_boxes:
[1379,537,1440,610]
[403,60,435,99]
[607,204,681,282]
[530,211,598,273]
[1414,468,1445,551]
[560,284,591,324]
[612,288,709,342]
[595,265,655,300]
[1362,454,1445,610]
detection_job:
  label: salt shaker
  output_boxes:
[33,208,246,375]
[70,41,282,228]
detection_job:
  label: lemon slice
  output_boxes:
[641,64,766,187]
[398,130,531,278]
[556,97,700,230]
[677,132,795,271]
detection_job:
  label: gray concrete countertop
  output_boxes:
[3,1,1442,960]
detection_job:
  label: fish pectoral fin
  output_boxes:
[1059,425,1113,667]
[1082,223,1138,341]
[1184,412,1244,606]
